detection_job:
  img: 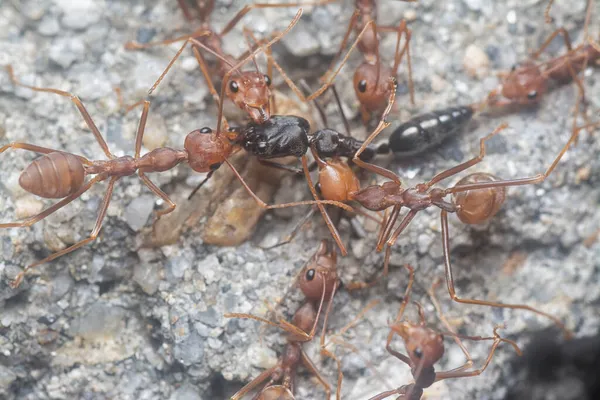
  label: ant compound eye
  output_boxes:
[200,127,212,134]
[527,90,537,99]
[229,80,239,93]
[306,269,316,281]
[413,348,423,359]
[263,74,272,86]
[357,80,368,93]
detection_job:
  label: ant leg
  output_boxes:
[439,210,573,339]
[6,66,114,159]
[330,84,352,136]
[0,142,91,165]
[424,123,508,189]
[368,389,405,400]
[532,27,574,59]
[134,101,150,158]
[228,280,330,342]
[124,26,210,50]
[190,44,226,109]
[176,0,194,22]
[187,170,215,200]
[301,155,348,256]
[321,302,392,400]
[9,175,114,288]
[385,264,415,346]
[215,9,303,135]
[257,159,303,174]
[544,0,555,23]
[435,326,522,381]
[301,350,333,399]
[138,172,176,218]
[261,206,317,250]
[352,78,399,182]
[428,278,474,370]
[1,174,104,230]
[322,9,360,84]
[346,206,403,290]
[219,0,338,37]
[229,365,280,400]
[223,158,354,213]
[256,20,380,103]
[444,120,600,196]
[378,20,415,105]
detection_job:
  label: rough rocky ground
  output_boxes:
[0,0,599,399]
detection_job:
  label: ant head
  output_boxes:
[317,158,360,202]
[184,127,233,173]
[258,385,295,400]
[226,72,272,124]
[392,322,445,368]
[453,173,506,224]
[353,62,393,112]
[291,302,317,338]
[298,240,338,302]
[500,61,548,106]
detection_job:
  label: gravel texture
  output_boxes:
[0,0,599,399]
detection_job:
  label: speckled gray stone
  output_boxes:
[0,1,599,400]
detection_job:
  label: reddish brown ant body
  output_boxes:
[484,19,599,110]
[324,0,416,123]
[307,75,600,336]
[1,24,353,288]
[226,240,341,399]
[369,266,522,400]
[126,1,342,124]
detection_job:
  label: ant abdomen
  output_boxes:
[258,385,295,400]
[318,159,360,202]
[19,152,86,199]
[388,105,474,157]
[453,173,506,224]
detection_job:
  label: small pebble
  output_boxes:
[463,44,490,79]
[37,16,61,36]
[15,196,43,219]
[56,0,102,30]
[49,38,86,69]
[142,113,168,151]
[124,195,155,231]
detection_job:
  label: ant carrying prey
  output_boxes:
[1,15,352,288]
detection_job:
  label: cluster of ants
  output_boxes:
[2,0,599,398]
